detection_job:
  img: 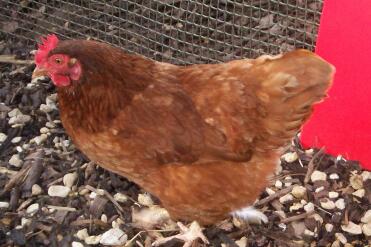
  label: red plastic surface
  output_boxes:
[301,0,371,170]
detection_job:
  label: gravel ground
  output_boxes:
[0,40,371,247]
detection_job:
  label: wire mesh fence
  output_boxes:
[0,0,323,64]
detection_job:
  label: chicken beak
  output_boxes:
[32,66,48,79]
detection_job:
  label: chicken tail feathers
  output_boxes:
[251,49,335,151]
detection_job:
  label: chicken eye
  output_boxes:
[55,58,63,64]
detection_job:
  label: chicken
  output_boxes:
[32,34,334,225]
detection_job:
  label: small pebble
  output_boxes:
[341,221,362,235]
[335,198,345,210]
[85,235,101,245]
[112,218,124,229]
[335,233,347,244]
[349,174,363,190]
[33,134,48,145]
[281,152,298,163]
[311,170,327,182]
[16,146,23,153]
[274,180,283,189]
[79,188,89,196]
[101,214,108,223]
[291,185,306,198]
[21,218,31,227]
[289,202,303,212]
[48,185,71,198]
[0,202,10,209]
[325,223,334,232]
[45,122,55,128]
[9,154,23,167]
[40,104,52,113]
[100,228,127,246]
[284,176,292,187]
[75,228,89,240]
[31,184,43,196]
[304,229,315,236]
[329,191,339,199]
[0,133,7,143]
[71,242,84,247]
[26,203,39,215]
[329,173,339,180]
[8,108,22,118]
[9,114,31,126]
[11,137,21,144]
[63,172,78,188]
[311,214,324,224]
[279,194,293,204]
[361,210,371,223]
[361,171,371,181]
[315,186,324,193]
[320,198,335,210]
[138,193,154,206]
[352,189,365,198]
[235,237,247,247]
[40,127,49,134]
[304,202,314,212]
[265,187,276,196]
[362,223,371,236]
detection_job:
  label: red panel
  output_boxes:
[301,0,371,170]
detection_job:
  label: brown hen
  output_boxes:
[32,35,334,225]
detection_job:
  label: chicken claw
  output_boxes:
[152,221,209,247]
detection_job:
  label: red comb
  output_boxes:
[35,34,59,66]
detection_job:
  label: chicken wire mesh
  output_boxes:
[0,0,323,64]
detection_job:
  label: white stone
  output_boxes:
[329,191,339,199]
[75,228,89,240]
[31,184,42,196]
[341,221,362,235]
[320,198,335,210]
[315,186,324,193]
[349,174,363,190]
[362,223,371,236]
[21,218,31,227]
[0,202,9,208]
[335,198,345,210]
[0,133,7,143]
[8,114,31,125]
[335,233,347,244]
[352,189,365,198]
[8,108,22,118]
[33,134,48,145]
[71,242,84,247]
[311,170,327,182]
[281,152,298,163]
[11,137,21,144]
[26,203,39,215]
[265,187,276,196]
[311,213,324,224]
[235,236,247,247]
[40,127,49,134]
[45,122,55,128]
[138,193,154,206]
[291,185,306,199]
[40,104,52,113]
[112,218,124,229]
[361,171,371,181]
[101,214,108,223]
[361,210,371,223]
[329,173,339,180]
[289,202,303,212]
[284,176,293,187]
[63,172,78,188]
[325,223,334,232]
[99,228,127,246]
[16,146,23,153]
[279,194,294,204]
[304,202,315,212]
[274,180,283,189]
[304,229,315,236]
[48,185,71,198]
[9,154,23,167]
[85,235,101,245]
